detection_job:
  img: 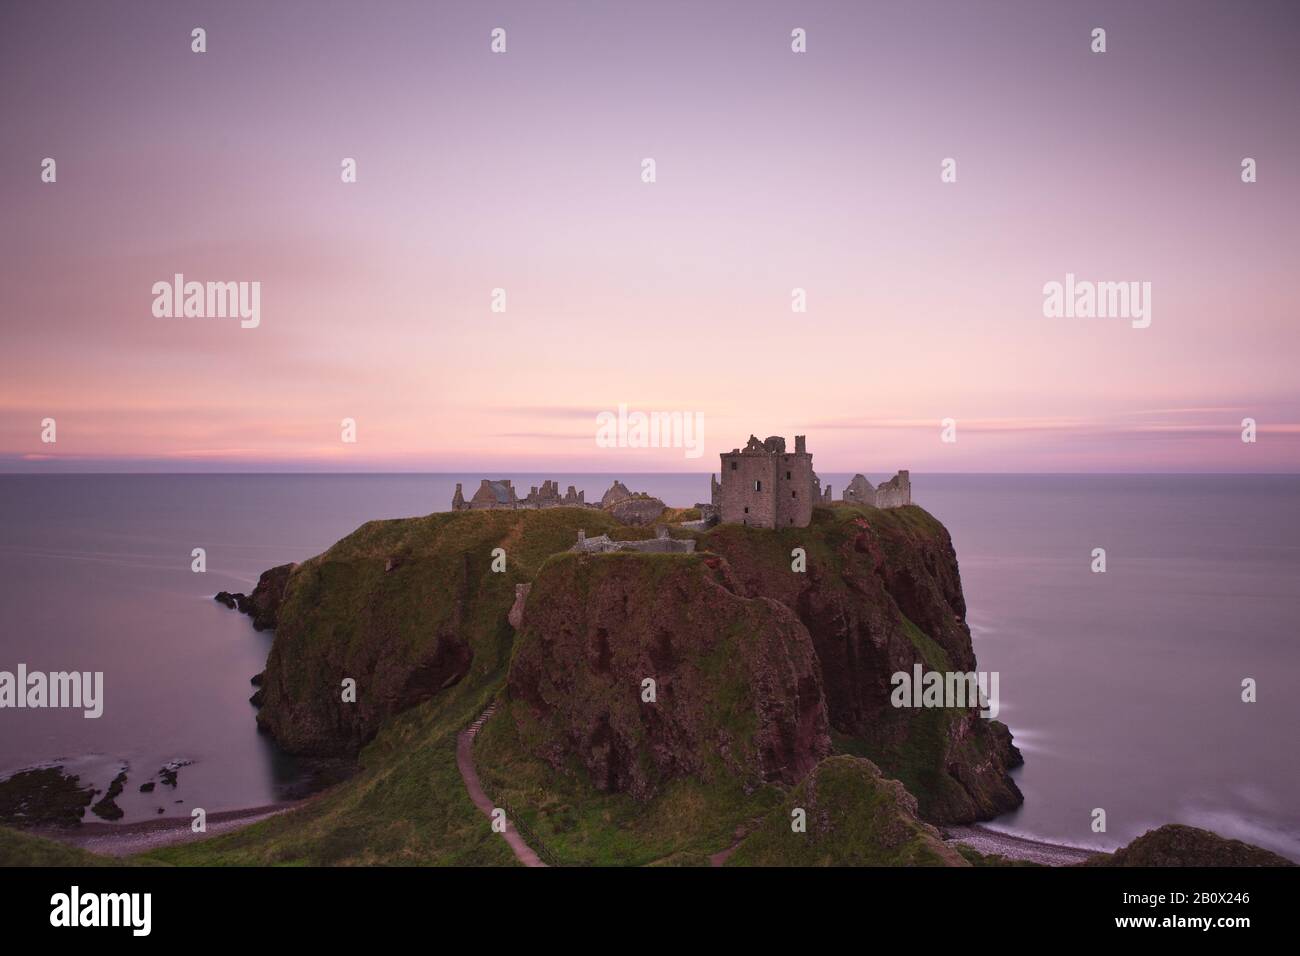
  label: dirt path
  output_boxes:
[709,818,764,867]
[709,840,742,867]
[456,704,548,867]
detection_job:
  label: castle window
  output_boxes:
[730,461,737,471]
[743,506,749,514]
[792,491,797,498]
[786,471,791,480]
[754,480,762,492]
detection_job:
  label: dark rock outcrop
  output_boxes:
[0,768,94,828]
[1088,824,1295,867]
[506,552,831,799]
[214,562,295,631]
[507,583,530,629]
[89,770,127,821]
[156,760,191,788]
[701,507,1022,824]
[726,756,969,866]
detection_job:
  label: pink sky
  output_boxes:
[2,0,1298,472]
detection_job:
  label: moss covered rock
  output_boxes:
[1088,824,1295,867]
[255,508,636,755]
[725,755,969,866]
[506,551,831,799]
[700,505,1022,824]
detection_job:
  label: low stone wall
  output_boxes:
[572,530,695,554]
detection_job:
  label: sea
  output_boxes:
[0,473,1296,859]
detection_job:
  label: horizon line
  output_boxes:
[3,470,1299,478]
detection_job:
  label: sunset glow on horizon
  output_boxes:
[3,0,1298,473]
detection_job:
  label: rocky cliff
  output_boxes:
[249,509,653,755]
[699,506,1022,823]
[214,562,294,632]
[506,552,830,799]
[242,504,1019,827]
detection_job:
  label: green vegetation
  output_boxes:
[150,679,515,866]
[700,503,1022,824]
[469,547,812,865]
[0,826,164,867]
[1085,824,1295,867]
[0,504,1011,866]
[724,756,967,866]
[149,509,641,865]
[278,507,629,666]
[475,710,781,866]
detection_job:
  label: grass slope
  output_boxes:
[0,826,165,867]
[724,756,968,867]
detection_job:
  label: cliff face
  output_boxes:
[700,506,1022,824]
[253,509,641,755]
[214,562,294,632]
[248,503,1020,828]
[506,553,831,799]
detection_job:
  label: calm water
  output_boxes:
[0,474,1296,859]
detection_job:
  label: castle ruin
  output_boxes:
[711,435,823,529]
[451,477,666,525]
[571,525,696,554]
[453,478,587,511]
[842,471,913,510]
[709,434,911,529]
[449,435,910,533]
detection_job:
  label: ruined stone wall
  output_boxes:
[572,530,695,554]
[874,470,912,509]
[455,478,595,512]
[601,480,632,509]
[469,479,516,509]
[774,452,815,528]
[843,474,875,505]
[719,452,778,528]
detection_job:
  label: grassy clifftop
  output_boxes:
[256,508,652,755]
[4,504,1022,867]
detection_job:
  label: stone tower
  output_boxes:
[716,434,815,529]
